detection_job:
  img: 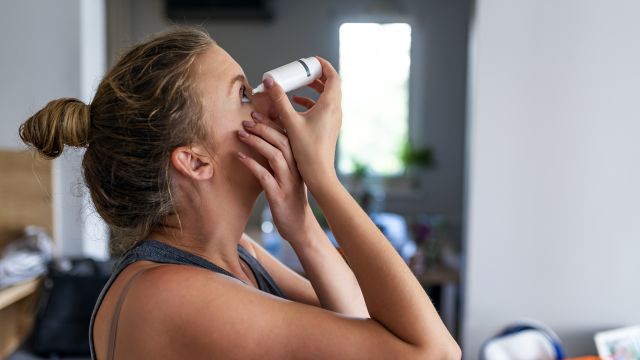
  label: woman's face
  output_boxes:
[194,44,272,190]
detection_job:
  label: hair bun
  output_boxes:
[19,98,90,159]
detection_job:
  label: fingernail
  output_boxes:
[242,120,255,128]
[251,112,264,122]
[238,129,250,138]
[264,76,274,89]
[237,152,247,159]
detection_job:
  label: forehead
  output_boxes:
[194,45,244,94]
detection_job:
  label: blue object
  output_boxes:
[480,321,565,360]
[369,212,417,262]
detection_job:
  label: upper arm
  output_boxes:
[137,266,426,360]
[240,233,321,307]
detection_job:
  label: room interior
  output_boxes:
[1,0,638,359]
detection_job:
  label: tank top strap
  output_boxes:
[106,264,162,360]
[122,239,241,281]
[89,239,287,359]
[237,245,287,297]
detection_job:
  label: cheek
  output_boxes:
[203,104,269,169]
[203,106,243,148]
[218,127,265,165]
[217,128,244,154]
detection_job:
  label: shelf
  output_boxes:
[0,278,40,311]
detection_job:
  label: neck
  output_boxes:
[149,177,260,281]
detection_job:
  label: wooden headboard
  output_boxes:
[0,150,53,250]
[0,149,52,357]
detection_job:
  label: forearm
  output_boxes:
[291,210,369,318]
[309,176,457,352]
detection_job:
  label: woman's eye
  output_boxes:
[241,86,251,104]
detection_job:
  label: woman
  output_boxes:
[19,28,460,359]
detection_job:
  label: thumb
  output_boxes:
[263,76,297,127]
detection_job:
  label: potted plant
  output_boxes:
[398,140,435,188]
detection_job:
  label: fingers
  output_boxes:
[242,119,299,177]
[262,57,339,128]
[251,111,285,134]
[292,96,316,110]
[265,108,287,131]
[237,128,292,182]
[237,151,279,193]
[263,76,297,128]
[308,79,325,94]
[314,56,341,105]
[315,56,338,85]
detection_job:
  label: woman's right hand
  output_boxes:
[261,57,342,189]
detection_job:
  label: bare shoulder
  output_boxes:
[121,262,425,359]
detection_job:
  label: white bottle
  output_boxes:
[252,57,322,94]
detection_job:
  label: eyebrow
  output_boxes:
[228,74,247,95]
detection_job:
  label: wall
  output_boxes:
[463,0,640,357]
[108,0,470,237]
[0,0,108,258]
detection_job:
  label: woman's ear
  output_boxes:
[171,146,214,180]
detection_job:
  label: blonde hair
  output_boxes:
[19,27,215,255]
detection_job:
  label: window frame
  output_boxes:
[334,15,419,192]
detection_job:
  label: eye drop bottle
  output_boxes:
[252,57,322,94]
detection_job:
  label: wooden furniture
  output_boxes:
[0,150,53,358]
[0,278,42,357]
[0,278,40,311]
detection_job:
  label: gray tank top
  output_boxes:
[88,239,287,360]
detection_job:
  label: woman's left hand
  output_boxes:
[236,109,318,245]
[238,108,370,319]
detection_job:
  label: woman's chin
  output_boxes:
[238,162,268,194]
[247,172,265,193]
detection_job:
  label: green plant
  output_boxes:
[399,140,435,170]
[352,159,369,179]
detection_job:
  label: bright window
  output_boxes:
[338,22,412,176]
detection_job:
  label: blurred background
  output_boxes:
[0,0,638,359]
